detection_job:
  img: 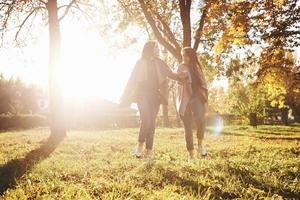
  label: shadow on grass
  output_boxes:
[227,165,300,198]
[255,136,300,141]
[0,135,64,195]
[252,130,300,136]
[220,131,300,141]
[220,131,246,137]
[146,162,299,198]
[256,126,300,134]
[150,166,240,199]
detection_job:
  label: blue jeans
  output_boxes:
[137,94,160,150]
[180,96,206,151]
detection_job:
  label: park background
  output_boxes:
[0,0,299,199]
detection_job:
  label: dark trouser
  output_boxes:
[181,96,206,151]
[137,94,160,150]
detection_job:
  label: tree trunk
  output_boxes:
[47,0,66,137]
[161,47,170,128]
[179,0,192,47]
[281,108,289,125]
[172,90,181,127]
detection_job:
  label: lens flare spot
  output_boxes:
[213,116,224,135]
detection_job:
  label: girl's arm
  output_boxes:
[175,64,191,84]
[161,61,188,82]
[168,69,188,82]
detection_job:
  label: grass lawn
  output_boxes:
[0,125,299,199]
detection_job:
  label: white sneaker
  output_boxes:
[134,143,143,158]
[198,145,207,156]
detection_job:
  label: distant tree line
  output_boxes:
[0,74,43,115]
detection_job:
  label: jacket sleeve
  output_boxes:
[176,64,191,84]
[119,61,139,107]
[159,61,189,82]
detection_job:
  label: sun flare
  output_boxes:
[59,28,137,103]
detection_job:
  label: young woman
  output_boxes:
[176,47,208,163]
[120,41,182,163]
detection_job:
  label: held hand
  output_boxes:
[178,71,189,82]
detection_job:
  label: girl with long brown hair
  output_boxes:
[176,47,208,163]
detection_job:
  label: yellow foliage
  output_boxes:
[226,13,248,45]
[274,0,285,7]
[213,36,227,55]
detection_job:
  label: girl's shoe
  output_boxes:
[134,143,143,158]
[198,145,207,156]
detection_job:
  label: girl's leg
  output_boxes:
[137,101,150,144]
[195,114,205,146]
[145,101,160,150]
[191,97,207,156]
[136,100,151,157]
[142,100,160,164]
[181,105,194,161]
[196,119,205,148]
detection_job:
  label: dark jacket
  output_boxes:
[120,57,183,106]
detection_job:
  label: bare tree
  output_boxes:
[0,0,86,137]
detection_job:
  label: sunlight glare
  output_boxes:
[59,27,137,103]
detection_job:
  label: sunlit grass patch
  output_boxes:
[0,125,299,199]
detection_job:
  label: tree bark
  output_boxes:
[162,105,169,127]
[179,0,191,47]
[47,0,66,137]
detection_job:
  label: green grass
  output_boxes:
[0,125,299,199]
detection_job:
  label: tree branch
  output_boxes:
[138,0,181,61]
[15,7,44,41]
[193,1,211,50]
[263,30,300,39]
[38,0,47,5]
[72,2,96,25]
[153,12,181,51]
[58,0,76,22]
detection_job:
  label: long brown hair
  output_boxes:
[141,41,157,59]
[181,47,205,87]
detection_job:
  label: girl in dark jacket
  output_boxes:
[120,41,184,163]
